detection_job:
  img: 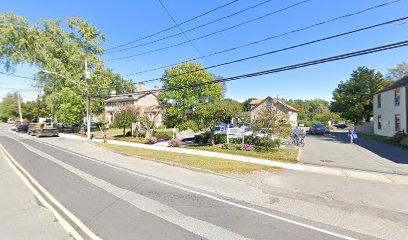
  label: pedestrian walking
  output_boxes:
[348,128,357,143]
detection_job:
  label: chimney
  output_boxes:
[139,83,146,92]
[110,90,116,96]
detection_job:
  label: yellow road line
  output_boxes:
[0,144,102,240]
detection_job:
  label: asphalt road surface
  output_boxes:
[0,126,386,240]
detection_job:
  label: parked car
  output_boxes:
[16,124,29,133]
[333,123,347,129]
[36,128,59,137]
[28,123,41,136]
[309,124,330,135]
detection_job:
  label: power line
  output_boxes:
[105,0,275,54]
[122,0,403,77]
[105,0,240,51]
[93,40,408,98]
[107,0,401,62]
[157,0,212,65]
[0,72,36,81]
[105,0,312,61]
[132,16,408,84]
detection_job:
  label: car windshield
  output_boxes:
[315,124,325,128]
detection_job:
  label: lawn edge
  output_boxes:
[89,142,271,179]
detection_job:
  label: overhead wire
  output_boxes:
[92,40,408,98]
[105,0,275,54]
[107,0,401,63]
[134,17,408,84]
[123,0,404,77]
[105,0,240,51]
[105,0,313,61]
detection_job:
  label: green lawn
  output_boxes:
[186,145,298,163]
[93,143,281,174]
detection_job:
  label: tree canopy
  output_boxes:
[0,12,134,125]
[159,61,224,130]
[330,67,390,123]
[387,61,408,81]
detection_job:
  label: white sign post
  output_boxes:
[241,125,245,144]
[226,124,230,144]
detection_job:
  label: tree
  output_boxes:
[331,67,390,124]
[0,13,133,124]
[387,62,408,81]
[252,107,292,150]
[159,62,224,130]
[241,97,256,112]
[113,107,140,136]
[0,92,19,121]
[196,99,242,145]
[46,88,85,125]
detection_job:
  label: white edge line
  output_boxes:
[0,143,102,240]
[27,137,359,240]
[0,144,84,240]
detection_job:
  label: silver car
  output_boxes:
[37,128,59,137]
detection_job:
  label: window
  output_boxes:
[395,114,401,131]
[395,89,400,106]
[377,94,381,108]
[377,115,382,130]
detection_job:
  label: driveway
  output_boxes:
[300,131,408,175]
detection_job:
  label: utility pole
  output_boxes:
[85,58,91,140]
[36,77,41,122]
[17,92,23,123]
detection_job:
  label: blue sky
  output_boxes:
[1,0,407,102]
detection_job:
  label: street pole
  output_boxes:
[17,92,23,123]
[85,58,91,140]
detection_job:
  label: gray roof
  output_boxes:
[105,93,147,103]
[376,76,408,94]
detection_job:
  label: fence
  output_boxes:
[355,122,374,135]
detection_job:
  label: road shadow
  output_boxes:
[307,132,408,164]
[307,132,350,144]
[354,136,408,164]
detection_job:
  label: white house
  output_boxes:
[373,76,408,137]
[249,97,298,126]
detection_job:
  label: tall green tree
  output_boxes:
[241,97,256,112]
[387,62,408,81]
[331,67,390,123]
[113,107,140,136]
[196,99,242,145]
[0,92,19,121]
[0,12,133,124]
[159,62,224,130]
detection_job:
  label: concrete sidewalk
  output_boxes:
[60,133,408,185]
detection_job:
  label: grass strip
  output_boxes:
[187,145,298,163]
[94,142,281,174]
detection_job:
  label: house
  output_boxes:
[373,76,408,137]
[105,83,165,127]
[249,97,298,126]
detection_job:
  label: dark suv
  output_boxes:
[309,124,330,135]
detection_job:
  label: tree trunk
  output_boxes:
[123,126,125,136]
[209,127,215,146]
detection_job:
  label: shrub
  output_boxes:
[400,136,408,148]
[168,138,182,147]
[235,144,245,151]
[196,133,210,144]
[243,144,255,151]
[214,134,227,144]
[220,143,230,149]
[392,131,406,143]
[153,130,173,140]
[144,137,158,144]
[125,131,132,137]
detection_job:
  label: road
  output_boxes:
[301,132,408,174]
[0,124,406,240]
